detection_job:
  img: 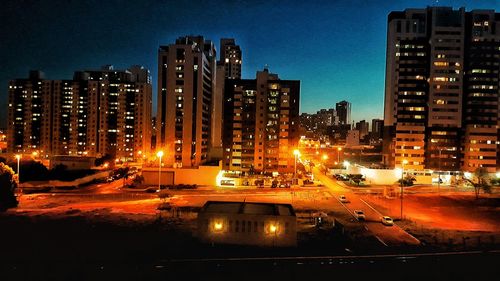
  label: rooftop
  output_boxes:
[200,201,295,216]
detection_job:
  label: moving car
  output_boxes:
[339,195,349,203]
[353,210,365,220]
[381,216,394,226]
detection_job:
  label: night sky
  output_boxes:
[1,0,498,128]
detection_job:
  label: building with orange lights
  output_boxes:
[197,201,297,247]
[383,7,500,172]
[7,66,152,161]
[156,36,216,168]
[222,68,300,173]
[0,129,7,153]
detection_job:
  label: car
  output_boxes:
[381,216,394,226]
[353,210,365,220]
[339,195,349,203]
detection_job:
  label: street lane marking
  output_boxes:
[375,235,388,247]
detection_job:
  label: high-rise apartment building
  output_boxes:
[219,38,242,79]
[383,7,500,172]
[355,120,369,140]
[371,118,384,141]
[157,36,216,167]
[7,71,52,155]
[335,100,351,125]
[222,68,300,173]
[7,66,152,161]
[210,39,243,160]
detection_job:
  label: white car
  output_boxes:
[381,216,394,226]
[339,195,349,203]
[353,210,365,220]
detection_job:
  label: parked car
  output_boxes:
[339,195,349,203]
[353,210,366,220]
[381,216,394,226]
[334,174,349,181]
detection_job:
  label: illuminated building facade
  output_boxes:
[8,71,53,156]
[219,38,242,79]
[210,39,243,160]
[223,68,300,173]
[157,36,216,167]
[7,66,152,161]
[197,201,297,247]
[383,7,500,172]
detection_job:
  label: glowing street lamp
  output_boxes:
[213,221,223,231]
[337,147,342,163]
[322,154,329,175]
[269,224,277,233]
[293,149,300,179]
[157,151,164,192]
[15,154,21,183]
[400,159,408,220]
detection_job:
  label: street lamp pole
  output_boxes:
[322,154,328,175]
[293,149,300,179]
[15,154,21,183]
[400,159,408,220]
[157,151,163,192]
[438,149,441,196]
[337,147,341,163]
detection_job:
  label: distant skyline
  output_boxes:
[1,0,498,128]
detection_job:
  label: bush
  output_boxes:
[398,175,416,186]
[0,163,18,211]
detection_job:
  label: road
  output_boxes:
[312,166,420,246]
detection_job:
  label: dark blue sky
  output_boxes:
[1,0,498,128]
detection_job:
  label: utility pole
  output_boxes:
[438,149,442,196]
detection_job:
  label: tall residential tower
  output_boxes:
[7,66,152,160]
[383,7,500,172]
[157,36,216,167]
[223,68,300,173]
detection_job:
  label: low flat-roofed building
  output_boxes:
[197,201,297,247]
[50,155,95,170]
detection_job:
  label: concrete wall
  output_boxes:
[346,165,432,185]
[20,171,110,188]
[142,165,221,186]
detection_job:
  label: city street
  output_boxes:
[312,166,420,246]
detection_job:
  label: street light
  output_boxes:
[293,149,300,179]
[322,154,328,175]
[438,149,442,196]
[400,159,408,220]
[337,147,342,163]
[157,151,163,192]
[15,154,21,183]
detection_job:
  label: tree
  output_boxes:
[463,167,492,199]
[398,175,416,187]
[0,163,18,211]
[17,160,49,182]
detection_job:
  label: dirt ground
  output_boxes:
[360,193,500,250]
